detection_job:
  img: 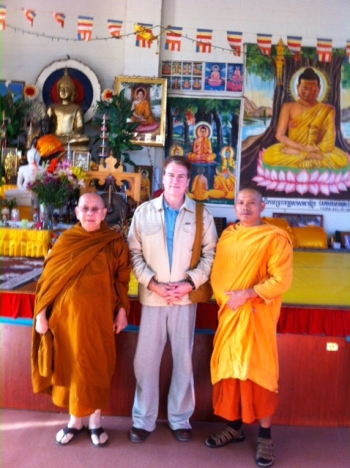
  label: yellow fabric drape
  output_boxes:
[0,227,51,257]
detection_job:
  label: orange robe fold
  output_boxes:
[31,222,131,417]
[210,222,293,393]
[191,174,208,201]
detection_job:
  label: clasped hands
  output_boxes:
[148,278,193,305]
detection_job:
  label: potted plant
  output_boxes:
[93,88,143,169]
[0,91,31,147]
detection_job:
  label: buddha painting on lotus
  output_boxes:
[204,62,226,91]
[240,43,350,201]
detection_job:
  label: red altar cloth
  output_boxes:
[1,292,35,319]
[1,291,350,337]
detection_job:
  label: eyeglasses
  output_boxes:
[78,206,104,213]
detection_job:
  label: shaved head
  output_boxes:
[237,188,263,202]
[78,192,105,208]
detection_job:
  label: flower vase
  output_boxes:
[39,203,54,230]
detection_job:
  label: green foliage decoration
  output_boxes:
[93,89,143,169]
[0,92,30,143]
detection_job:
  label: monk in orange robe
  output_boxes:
[208,167,229,200]
[31,193,131,447]
[190,166,209,201]
[205,189,293,468]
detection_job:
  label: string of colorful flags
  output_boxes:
[0,5,349,62]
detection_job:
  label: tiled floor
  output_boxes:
[1,409,349,468]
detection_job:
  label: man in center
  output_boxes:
[127,156,217,442]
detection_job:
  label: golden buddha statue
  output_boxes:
[46,68,90,151]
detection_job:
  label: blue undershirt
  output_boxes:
[163,199,179,270]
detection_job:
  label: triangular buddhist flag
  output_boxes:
[316,38,332,62]
[0,5,6,31]
[52,12,66,28]
[135,23,153,48]
[346,40,350,63]
[165,26,183,52]
[257,33,272,56]
[23,9,36,27]
[107,19,123,38]
[77,16,93,41]
[227,31,242,56]
[287,36,302,59]
[196,29,212,53]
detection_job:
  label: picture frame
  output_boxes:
[340,232,350,249]
[72,151,91,171]
[0,81,25,101]
[166,95,242,206]
[1,147,19,181]
[272,213,323,227]
[204,62,226,92]
[114,76,167,147]
[135,165,153,203]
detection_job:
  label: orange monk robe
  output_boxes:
[36,134,65,158]
[131,100,154,125]
[190,174,208,201]
[208,174,228,199]
[31,222,131,417]
[224,175,235,200]
[210,222,293,394]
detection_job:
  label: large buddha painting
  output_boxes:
[166,96,241,205]
[240,43,350,208]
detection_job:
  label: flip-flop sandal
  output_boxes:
[55,426,85,446]
[89,427,109,447]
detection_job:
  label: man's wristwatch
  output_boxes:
[186,276,196,290]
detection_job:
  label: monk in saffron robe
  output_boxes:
[224,169,235,200]
[208,167,230,200]
[263,67,348,170]
[31,193,131,447]
[205,189,293,468]
[190,166,209,201]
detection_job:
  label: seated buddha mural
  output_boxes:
[46,68,90,151]
[169,144,184,157]
[208,65,223,87]
[221,146,235,171]
[187,124,216,163]
[263,67,348,170]
[130,87,159,133]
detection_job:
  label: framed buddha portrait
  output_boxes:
[114,76,167,147]
[73,151,90,171]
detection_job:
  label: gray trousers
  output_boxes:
[132,303,197,432]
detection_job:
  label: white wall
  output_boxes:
[1,0,350,232]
